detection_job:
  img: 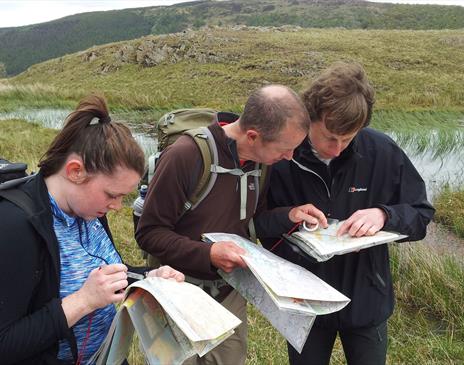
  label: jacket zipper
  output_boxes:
[291,158,331,198]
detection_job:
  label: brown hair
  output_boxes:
[302,62,375,135]
[39,94,145,178]
[240,84,310,142]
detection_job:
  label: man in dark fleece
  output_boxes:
[255,62,435,365]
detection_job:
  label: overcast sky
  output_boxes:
[0,1,197,28]
[0,0,462,28]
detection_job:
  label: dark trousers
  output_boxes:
[288,321,388,365]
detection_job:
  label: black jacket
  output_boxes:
[0,173,129,365]
[256,128,435,329]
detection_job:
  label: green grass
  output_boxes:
[371,111,464,156]
[0,119,58,172]
[1,27,464,116]
[389,243,464,364]
[372,110,463,132]
[0,83,78,111]
[2,120,463,364]
[434,188,464,238]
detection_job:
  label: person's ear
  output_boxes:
[65,159,87,184]
[246,129,259,144]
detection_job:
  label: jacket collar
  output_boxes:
[20,170,116,277]
[294,133,362,171]
[209,113,245,168]
[21,171,61,282]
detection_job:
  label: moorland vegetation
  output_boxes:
[1,0,464,75]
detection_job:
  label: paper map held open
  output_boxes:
[90,277,241,365]
[202,232,350,352]
[286,219,407,262]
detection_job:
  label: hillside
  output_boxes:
[1,0,463,76]
[0,9,153,76]
[4,26,464,113]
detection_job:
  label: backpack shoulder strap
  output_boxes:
[182,128,268,222]
[255,163,269,210]
[258,164,269,193]
[248,163,268,243]
[0,188,35,217]
[0,175,35,216]
[182,127,216,213]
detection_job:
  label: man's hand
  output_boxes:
[289,203,328,229]
[337,208,387,237]
[147,265,185,282]
[210,241,247,273]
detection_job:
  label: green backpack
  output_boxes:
[147,108,268,219]
[143,108,268,269]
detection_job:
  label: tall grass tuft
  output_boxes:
[392,244,464,334]
[372,110,464,158]
[0,119,57,170]
[0,82,79,111]
[390,243,464,363]
[434,188,464,238]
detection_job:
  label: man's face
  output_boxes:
[309,121,358,159]
[252,122,307,165]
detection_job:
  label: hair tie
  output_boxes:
[99,116,111,124]
[89,116,111,125]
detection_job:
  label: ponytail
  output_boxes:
[39,94,145,178]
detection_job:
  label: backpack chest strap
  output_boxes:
[210,165,261,220]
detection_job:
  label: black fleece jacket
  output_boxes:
[0,172,142,364]
[256,127,435,329]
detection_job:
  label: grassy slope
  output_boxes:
[1,0,463,76]
[1,120,463,364]
[1,27,464,120]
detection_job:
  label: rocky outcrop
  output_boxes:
[119,31,234,68]
[82,51,100,62]
[79,26,323,77]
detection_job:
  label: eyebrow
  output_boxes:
[326,132,353,142]
[105,190,125,198]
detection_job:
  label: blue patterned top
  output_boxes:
[48,194,122,364]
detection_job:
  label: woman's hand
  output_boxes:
[147,265,185,282]
[62,263,128,326]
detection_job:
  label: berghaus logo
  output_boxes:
[348,186,367,193]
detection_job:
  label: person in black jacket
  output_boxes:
[0,95,184,365]
[255,62,435,365]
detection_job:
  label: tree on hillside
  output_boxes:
[151,10,189,34]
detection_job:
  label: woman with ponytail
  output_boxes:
[0,94,184,365]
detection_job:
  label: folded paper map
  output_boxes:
[90,277,241,365]
[286,219,407,262]
[202,232,350,352]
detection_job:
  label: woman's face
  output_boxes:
[69,165,140,220]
